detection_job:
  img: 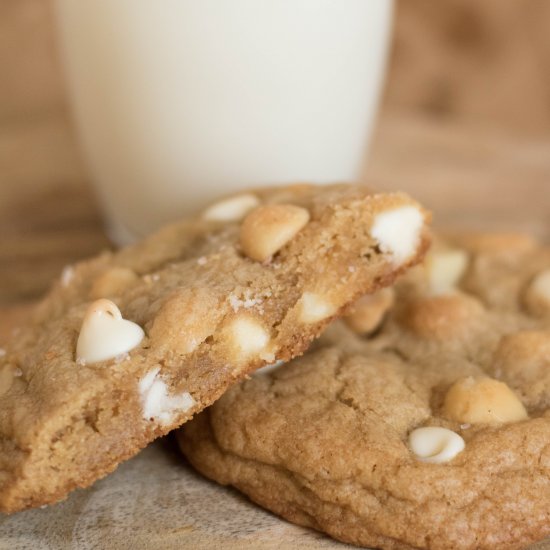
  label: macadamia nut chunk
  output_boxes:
[344,288,394,334]
[399,293,484,340]
[240,204,310,262]
[524,268,550,316]
[442,376,528,424]
[427,249,469,295]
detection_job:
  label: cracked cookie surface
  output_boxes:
[0,184,430,513]
[179,231,550,550]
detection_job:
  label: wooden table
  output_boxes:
[0,109,549,549]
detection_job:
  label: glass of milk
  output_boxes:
[55,0,393,244]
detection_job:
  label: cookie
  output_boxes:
[179,232,550,550]
[0,184,430,513]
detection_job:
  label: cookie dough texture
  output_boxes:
[0,184,430,513]
[179,232,550,550]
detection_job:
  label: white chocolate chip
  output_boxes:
[0,348,5,358]
[229,317,270,358]
[298,292,337,324]
[202,193,260,222]
[240,204,310,262]
[442,376,528,424]
[427,249,469,295]
[76,299,144,365]
[408,427,465,464]
[371,206,424,264]
[139,367,195,424]
[524,268,550,315]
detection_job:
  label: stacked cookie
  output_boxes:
[0,184,430,513]
[179,232,550,549]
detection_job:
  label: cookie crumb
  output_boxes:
[114,353,130,364]
[228,291,263,312]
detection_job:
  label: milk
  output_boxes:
[55,0,393,243]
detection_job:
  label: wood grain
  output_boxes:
[0,438,356,550]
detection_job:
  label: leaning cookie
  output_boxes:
[179,232,550,550]
[0,183,430,513]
